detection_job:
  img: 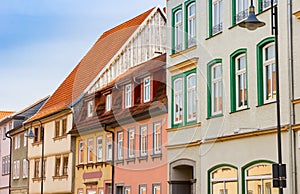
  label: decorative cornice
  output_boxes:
[166,140,201,150]
[168,57,198,74]
[292,124,300,131]
[292,98,300,104]
[293,10,300,19]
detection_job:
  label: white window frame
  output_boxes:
[106,134,113,161]
[153,184,161,194]
[212,0,223,35]
[263,43,276,103]
[174,78,183,124]
[124,187,131,194]
[14,134,21,149]
[187,2,196,47]
[13,160,20,179]
[23,159,28,178]
[97,136,103,162]
[153,122,162,154]
[78,140,84,164]
[140,126,147,157]
[87,138,94,163]
[34,159,40,178]
[235,54,248,110]
[125,84,132,108]
[87,101,94,117]
[245,163,273,194]
[174,10,183,52]
[211,63,223,115]
[236,0,249,22]
[128,129,135,158]
[143,77,151,103]
[117,131,124,160]
[187,73,197,122]
[210,167,238,194]
[106,94,112,112]
[24,133,27,147]
[139,185,147,194]
[2,127,6,139]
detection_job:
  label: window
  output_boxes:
[139,185,147,194]
[78,140,84,164]
[209,165,238,194]
[243,162,278,194]
[62,118,67,136]
[172,69,197,127]
[55,120,60,137]
[259,0,276,12]
[153,184,161,194]
[55,156,61,176]
[23,159,28,178]
[14,134,21,149]
[87,100,94,117]
[63,155,68,176]
[124,187,131,194]
[143,77,151,103]
[2,155,10,175]
[77,189,84,194]
[186,1,196,47]
[117,131,124,160]
[172,5,183,53]
[97,136,103,162]
[235,0,249,23]
[2,127,7,139]
[140,126,147,157]
[106,183,112,194]
[34,127,40,143]
[230,49,248,112]
[257,37,276,106]
[87,138,94,163]
[207,59,223,117]
[209,0,223,36]
[125,84,132,108]
[34,159,40,178]
[128,129,135,158]
[24,133,27,147]
[106,134,113,161]
[106,94,112,112]
[13,160,20,179]
[153,122,162,154]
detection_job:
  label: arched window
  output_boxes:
[187,2,196,47]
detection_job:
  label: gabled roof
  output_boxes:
[0,111,14,121]
[26,7,157,123]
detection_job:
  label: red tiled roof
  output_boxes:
[27,7,156,123]
[71,54,166,133]
[0,111,14,120]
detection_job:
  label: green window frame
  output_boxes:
[172,5,183,54]
[207,59,223,118]
[258,0,277,13]
[232,0,249,25]
[256,37,275,106]
[208,0,223,37]
[171,68,197,127]
[241,160,276,194]
[185,0,196,48]
[230,48,248,112]
[208,164,238,194]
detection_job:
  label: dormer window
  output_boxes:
[87,101,93,117]
[143,77,151,103]
[106,94,112,112]
[125,84,132,108]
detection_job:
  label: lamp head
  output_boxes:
[26,128,35,139]
[238,4,265,30]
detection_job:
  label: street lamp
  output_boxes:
[238,0,286,193]
[27,121,44,194]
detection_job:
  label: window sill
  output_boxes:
[168,122,201,132]
[32,177,45,182]
[86,163,94,169]
[32,141,42,146]
[256,100,276,107]
[206,114,223,120]
[138,155,148,162]
[150,153,162,160]
[126,158,135,164]
[95,161,107,167]
[206,31,223,40]
[170,45,197,58]
[53,135,67,141]
[13,177,20,180]
[52,175,68,180]
[76,164,84,170]
[229,107,250,114]
[116,159,124,165]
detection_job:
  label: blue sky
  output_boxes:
[0,0,165,111]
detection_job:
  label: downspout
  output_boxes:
[103,124,115,194]
[286,0,296,192]
[5,132,12,194]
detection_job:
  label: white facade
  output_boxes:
[166,0,299,193]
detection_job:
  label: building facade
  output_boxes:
[0,111,14,194]
[166,0,299,194]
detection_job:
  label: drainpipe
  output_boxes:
[103,124,115,194]
[286,0,297,192]
[5,132,12,194]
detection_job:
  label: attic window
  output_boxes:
[143,76,151,103]
[87,101,94,117]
